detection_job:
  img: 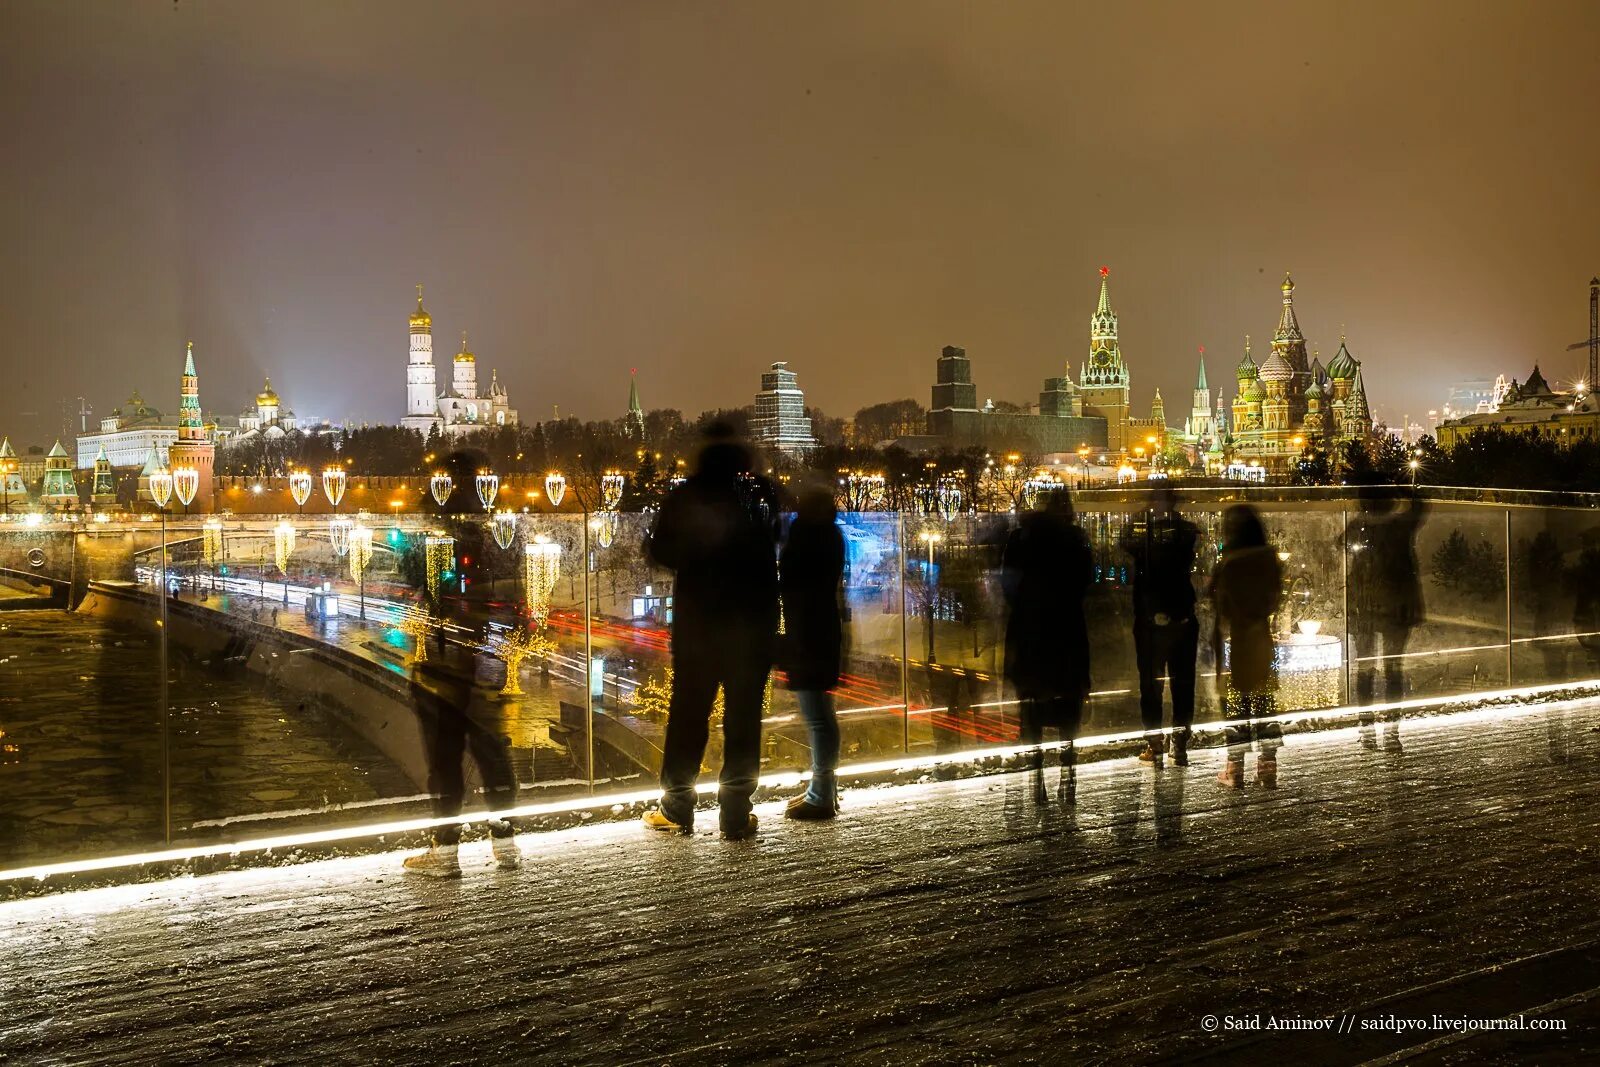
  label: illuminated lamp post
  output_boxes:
[1076,446,1091,489]
[202,518,223,596]
[475,470,500,511]
[288,469,313,514]
[544,472,566,509]
[430,472,453,508]
[349,523,373,620]
[328,516,354,558]
[172,466,199,515]
[322,466,347,513]
[491,509,518,550]
[272,520,296,605]
[600,471,625,512]
[425,535,455,600]
[524,535,563,627]
[1409,457,1421,487]
[149,465,174,596]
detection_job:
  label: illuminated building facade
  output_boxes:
[749,362,817,455]
[401,288,519,438]
[1436,365,1600,446]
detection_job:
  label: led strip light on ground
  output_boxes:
[4,676,1599,888]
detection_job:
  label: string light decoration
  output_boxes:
[400,604,432,663]
[148,466,173,509]
[201,519,224,566]
[491,509,518,550]
[935,476,963,520]
[425,535,455,599]
[288,470,313,510]
[475,471,500,511]
[429,472,453,507]
[272,521,296,576]
[523,535,563,625]
[1022,475,1063,510]
[600,471,625,511]
[484,626,553,696]
[841,471,887,512]
[328,517,354,558]
[544,472,566,508]
[594,510,617,549]
[349,524,374,583]
[321,466,347,509]
[172,466,199,509]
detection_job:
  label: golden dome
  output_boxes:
[454,331,475,362]
[256,377,279,405]
[410,284,432,329]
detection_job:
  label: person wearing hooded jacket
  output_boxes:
[642,424,780,840]
[778,483,848,820]
[1209,504,1284,789]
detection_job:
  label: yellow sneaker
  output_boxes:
[642,809,688,834]
[402,843,462,879]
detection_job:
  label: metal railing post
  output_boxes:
[1505,509,1513,687]
[898,512,910,755]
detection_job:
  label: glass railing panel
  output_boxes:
[1509,506,1600,688]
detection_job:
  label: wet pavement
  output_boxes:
[2,700,1597,1064]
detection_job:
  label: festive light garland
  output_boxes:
[475,471,500,511]
[425,535,455,598]
[523,535,562,626]
[349,524,374,583]
[201,519,223,566]
[600,471,625,511]
[544,472,566,508]
[327,517,354,558]
[288,470,313,509]
[321,466,347,509]
[595,510,617,549]
[147,466,173,509]
[491,509,518,550]
[272,521,296,576]
[400,604,432,663]
[172,467,199,508]
[429,473,452,507]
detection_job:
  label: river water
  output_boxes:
[0,609,414,869]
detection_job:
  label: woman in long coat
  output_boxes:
[1002,488,1095,791]
[1209,504,1284,788]
[780,485,847,819]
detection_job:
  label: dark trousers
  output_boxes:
[1223,691,1282,756]
[660,622,774,832]
[1134,617,1198,734]
[1019,693,1086,769]
[1353,621,1411,722]
[413,684,518,846]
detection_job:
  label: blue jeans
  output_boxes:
[797,690,840,806]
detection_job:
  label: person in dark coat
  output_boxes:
[1002,488,1094,800]
[779,483,847,820]
[642,424,780,840]
[1119,484,1202,768]
[1209,504,1283,789]
[404,448,522,879]
[1343,485,1426,752]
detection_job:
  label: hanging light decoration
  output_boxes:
[272,521,296,576]
[328,516,354,558]
[475,470,500,511]
[202,519,224,565]
[1022,475,1063,511]
[491,509,518,550]
[349,524,374,583]
[400,604,431,663]
[288,469,313,510]
[322,466,347,509]
[595,510,618,549]
[523,535,563,626]
[600,471,626,511]
[172,466,199,509]
[148,465,174,509]
[935,476,963,520]
[425,535,455,598]
[544,472,566,508]
[429,472,453,507]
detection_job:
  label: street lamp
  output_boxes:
[1409,457,1421,486]
[1076,446,1090,488]
[149,465,174,597]
[172,466,199,514]
[350,523,373,620]
[322,466,347,512]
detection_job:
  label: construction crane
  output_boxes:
[1566,276,1599,393]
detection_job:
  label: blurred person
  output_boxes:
[1119,484,1202,768]
[1209,504,1283,789]
[1343,485,1426,752]
[779,482,848,820]
[642,424,780,840]
[1002,488,1094,803]
[404,449,522,878]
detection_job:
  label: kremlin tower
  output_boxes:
[402,285,441,435]
[165,342,215,511]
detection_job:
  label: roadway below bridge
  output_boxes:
[2,698,1596,1063]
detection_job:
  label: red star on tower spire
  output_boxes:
[1099,266,1110,278]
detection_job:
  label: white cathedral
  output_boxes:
[400,286,518,438]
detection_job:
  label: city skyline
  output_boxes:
[4,2,1599,443]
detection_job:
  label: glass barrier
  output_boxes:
[6,493,1600,880]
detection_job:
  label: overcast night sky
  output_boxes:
[3,0,1598,445]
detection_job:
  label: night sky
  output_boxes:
[4,1,1598,446]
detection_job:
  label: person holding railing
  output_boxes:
[1001,487,1094,803]
[778,481,847,820]
[1119,484,1202,768]
[1209,504,1283,789]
